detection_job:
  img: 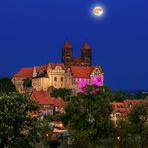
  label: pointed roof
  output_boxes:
[63,40,72,48]
[82,42,91,50]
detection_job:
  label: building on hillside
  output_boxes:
[32,63,68,91]
[12,41,104,93]
[62,41,92,67]
[12,68,33,93]
[30,90,65,116]
[111,102,127,126]
[12,64,104,94]
[70,66,104,94]
[111,99,147,126]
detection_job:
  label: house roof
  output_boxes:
[13,63,66,79]
[70,66,103,78]
[112,102,127,113]
[111,99,147,116]
[31,90,54,105]
[13,68,33,78]
[123,99,146,112]
[31,90,65,107]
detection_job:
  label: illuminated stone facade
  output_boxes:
[70,66,104,94]
[12,41,104,94]
[32,63,67,90]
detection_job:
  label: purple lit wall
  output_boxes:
[90,76,103,86]
[75,75,104,92]
[76,78,89,90]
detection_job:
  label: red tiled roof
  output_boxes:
[31,90,54,105]
[82,42,91,50]
[73,58,82,63]
[123,99,146,113]
[53,99,65,107]
[63,41,72,48]
[111,100,147,117]
[31,90,65,107]
[70,66,103,78]
[13,68,33,78]
[112,102,127,113]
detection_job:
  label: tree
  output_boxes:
[0,77,16,94]
[23,79,32,88]
[0,92,41,147]
[128,102,148,148]
[112,90,147,102]
[51,88,71,101]
[114,102,148,148]
[39,115,53,147]
[62,85,114,147]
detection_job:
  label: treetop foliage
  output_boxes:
[0,91,41,147]
[0,77,16,94]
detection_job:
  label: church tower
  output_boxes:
[62,41,73,67]
[81,42,92,66]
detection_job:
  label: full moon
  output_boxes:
[93,6,104,16]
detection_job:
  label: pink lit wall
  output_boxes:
[75,78,89,90]
[90,75,103,86]
[75,75,104,92]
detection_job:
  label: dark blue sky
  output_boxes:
[0,0,148,90]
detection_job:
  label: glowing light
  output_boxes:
[76,76,103,93]
[76,78,89,89]
[91,76,103,86]
[93,6,104,16]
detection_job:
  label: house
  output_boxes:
[30,90,65,116]
[111,99,147,125]
[111,102,127,125]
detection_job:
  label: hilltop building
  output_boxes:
[12,41,104,94]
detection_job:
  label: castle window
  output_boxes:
[61,77,63,82]
[54,77,57,81]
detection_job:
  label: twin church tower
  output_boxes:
[62,41,92,67]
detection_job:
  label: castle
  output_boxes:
[12,41,104,94]
[11,41,146,121]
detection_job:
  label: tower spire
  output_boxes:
[82,42,91,49]
[63,40,72,49]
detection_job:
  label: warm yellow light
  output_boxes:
[93,6,104,16]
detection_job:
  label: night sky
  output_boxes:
[0,0,148,90]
